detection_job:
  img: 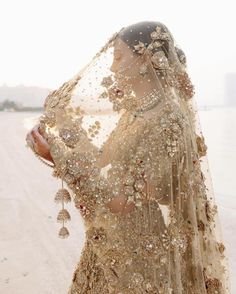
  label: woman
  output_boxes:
[26,21,231,293]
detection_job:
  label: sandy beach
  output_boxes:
[0,108,235,293]
[0,112,85,294]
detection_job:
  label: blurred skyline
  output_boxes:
[0,0,235,105]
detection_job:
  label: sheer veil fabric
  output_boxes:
[34,21,231,293]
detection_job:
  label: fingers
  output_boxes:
[26,132,34,148]
[31,126,42,142]
[38,125,43,136]
[31,130,38,141]
[26,131,35,143]
[31,128,49,148]
[26,124,50,158]
[31,124,45,139]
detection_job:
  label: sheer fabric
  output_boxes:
[32,21,230,293]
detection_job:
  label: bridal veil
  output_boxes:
[33,21,231,293]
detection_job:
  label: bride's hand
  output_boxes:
[26,124,54,163]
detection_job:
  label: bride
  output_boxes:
[26,21,231,293]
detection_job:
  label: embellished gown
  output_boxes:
[42,95,229,294]
[33,21,231,293]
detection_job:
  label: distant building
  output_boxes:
[225,73,236,106]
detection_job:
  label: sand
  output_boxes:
[0,112,85,294]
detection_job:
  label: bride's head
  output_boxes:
[106,21,192,109]
[110,21,171,70]
[110,21,178,98]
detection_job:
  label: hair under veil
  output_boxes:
[31,21,231,293]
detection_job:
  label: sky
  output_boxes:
[0,0,235,105]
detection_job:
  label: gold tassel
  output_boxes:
[54,188,71,203]
[58,227,70,239]
[57,208,71,223]
[55,178,71,239]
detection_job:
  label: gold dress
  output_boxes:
[30,21,231,293]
